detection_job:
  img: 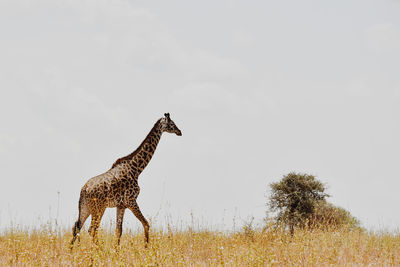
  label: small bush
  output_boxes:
[309,202,361,230]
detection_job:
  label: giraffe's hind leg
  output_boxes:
[128,201,150,245]
[70,205,90,246]
[89,208,105,244]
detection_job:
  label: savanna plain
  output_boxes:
[1,223,400,266]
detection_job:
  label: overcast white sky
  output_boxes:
[0,0,399,232]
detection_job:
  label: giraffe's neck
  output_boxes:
[111,120,163,174]
[130,124,162,174]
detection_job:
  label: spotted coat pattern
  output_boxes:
[70,113,182,246]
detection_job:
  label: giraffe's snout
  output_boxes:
[176,129,182,136]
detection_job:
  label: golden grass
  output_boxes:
[1,225,400,266]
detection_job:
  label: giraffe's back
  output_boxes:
[80,165,140,209]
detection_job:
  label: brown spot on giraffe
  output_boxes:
[70,113,182,247]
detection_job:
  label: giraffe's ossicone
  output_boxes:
[70,113,182,247]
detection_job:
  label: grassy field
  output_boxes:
[1,224,400,266]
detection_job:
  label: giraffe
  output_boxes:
[70,113,182,246]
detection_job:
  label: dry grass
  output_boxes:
[1,225,400,266]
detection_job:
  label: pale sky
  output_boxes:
[0,0,399,232]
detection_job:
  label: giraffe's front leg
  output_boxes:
[116,206,125,245]
[128,201,149,245]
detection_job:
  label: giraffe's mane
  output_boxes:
[111,119,162,169]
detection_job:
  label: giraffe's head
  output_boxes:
[160,113,182,136]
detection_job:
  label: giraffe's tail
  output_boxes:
[71,191,88,246]
[72,220,81,236]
